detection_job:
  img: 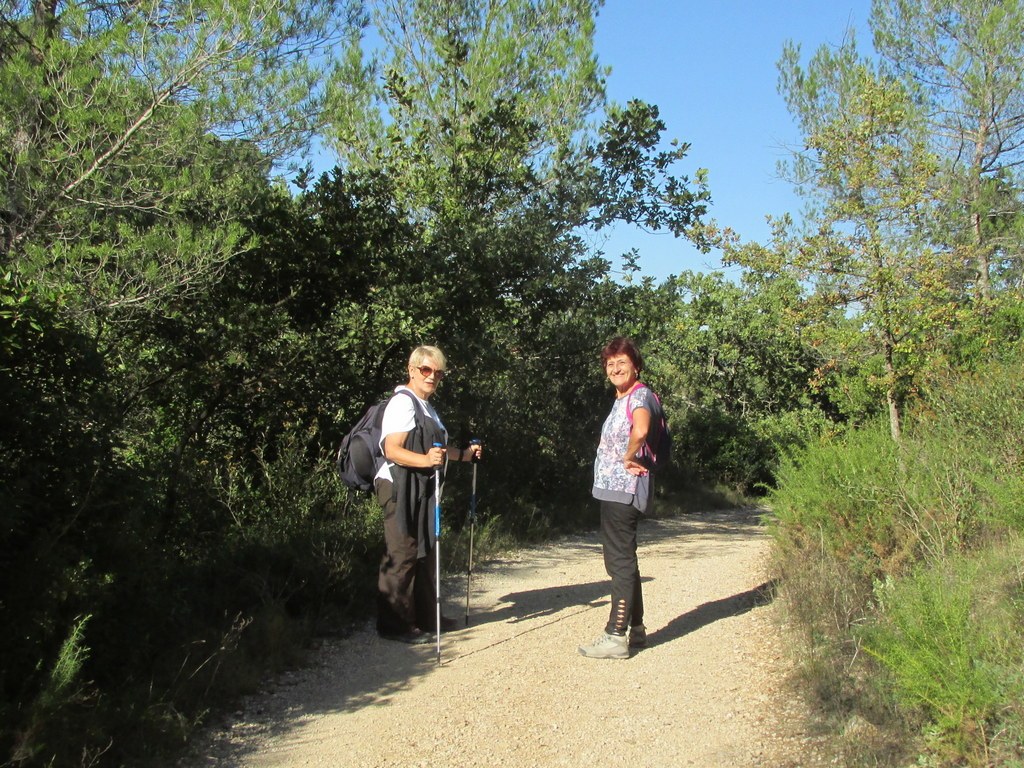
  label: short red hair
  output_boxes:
[600,336,644,373]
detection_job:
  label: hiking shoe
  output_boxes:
[628,624,647,648]
[379,627,433,645]
[578,632,628,659]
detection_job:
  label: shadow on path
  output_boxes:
[180,510,773,766]
[643,579,778,649]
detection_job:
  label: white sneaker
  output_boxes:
[578,632,628,659]
[628,624,647,647]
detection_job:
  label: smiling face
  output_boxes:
[605,353,639,394]
[408,356,445,400]
[406,345,447,400]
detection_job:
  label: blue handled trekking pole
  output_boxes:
[465,439,481,626]
[433,442,443,665]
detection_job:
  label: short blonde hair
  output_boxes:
[409,345,447,370]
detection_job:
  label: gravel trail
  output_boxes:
[182,509,827,767]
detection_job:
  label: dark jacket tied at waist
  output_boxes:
[389,413,446,558]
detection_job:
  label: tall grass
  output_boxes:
[769,354,1024,766]
[863,544,1024,764]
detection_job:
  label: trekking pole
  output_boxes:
[433,442,443,665]
[465,439,481,626]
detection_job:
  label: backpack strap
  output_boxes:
[625,382,648,424]
[393,387,418,408]
[626,383,666,463]
[382,388,421,453]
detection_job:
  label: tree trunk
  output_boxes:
[885,341,902,443]
[972,121,992,302]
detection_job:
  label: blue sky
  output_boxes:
[593,0,873,282]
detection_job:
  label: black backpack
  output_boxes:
[627,384,672,472]
[336,389,417,492]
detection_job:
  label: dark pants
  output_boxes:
[599,499,644,635]
[375,480,438,634]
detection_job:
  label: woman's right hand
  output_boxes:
[426,445,446,468]
[624,455,649,477]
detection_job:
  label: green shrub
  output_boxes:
[769,421,909,580]
[862,542,1024,765]
[913,356,1024,537]
[674,408,776,494]
[769,351,1024,766]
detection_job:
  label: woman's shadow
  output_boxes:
[642,579,778,648]
[468,574,777,649]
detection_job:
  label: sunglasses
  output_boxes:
[417,365,446,380]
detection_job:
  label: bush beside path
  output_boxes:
[181,509,828,767]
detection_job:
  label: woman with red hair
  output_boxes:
[578,336,654,659]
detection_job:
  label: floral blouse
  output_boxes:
[593,385,655,497]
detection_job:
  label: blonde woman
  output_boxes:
[374,346,482,644]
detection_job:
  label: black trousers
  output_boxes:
[375,480,438,634]
[599,499,644,635]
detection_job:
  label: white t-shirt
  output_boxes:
[375,386,447,482]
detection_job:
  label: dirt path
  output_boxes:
[181,509,828,767]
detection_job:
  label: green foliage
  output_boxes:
[41,616,92,712]
[862,548,1024,763]
[0,281,137,765]
[771,421,907,578]
[1,0,361,286]
[644,270,832,493]
[10,616,93,766]
[752,34,964,441]
[588,101,711,242]
[871,0,1024,301]
[770,349,1024,765]
[942,296,1024,371]
[311,0,713,512]
[913,351,1024,537]
[331,0,606,183]
[0,0,721,757]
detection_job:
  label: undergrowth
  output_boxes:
[768,354,1024,766]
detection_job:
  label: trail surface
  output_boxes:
[182,509,828,767]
